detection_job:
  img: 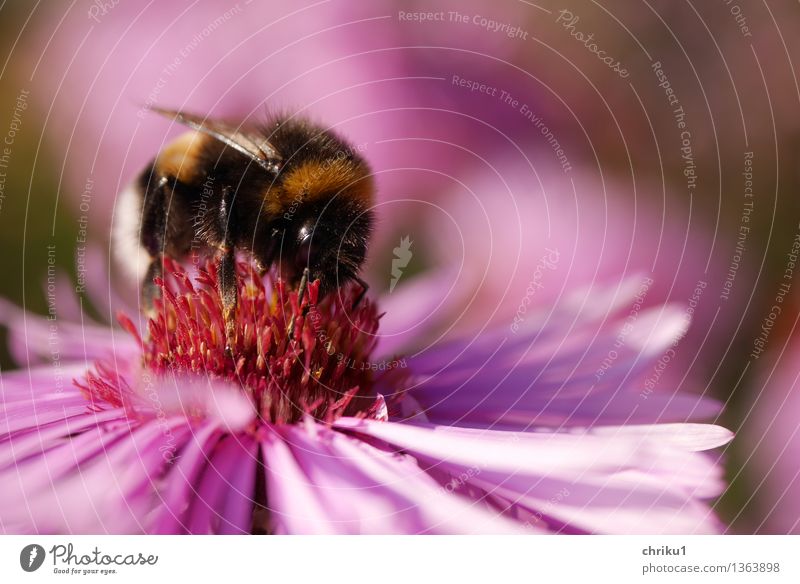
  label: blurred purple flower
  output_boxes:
[0,256,732,534]
[26,1,496,231]
[399,163,742,401]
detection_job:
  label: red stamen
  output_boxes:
[78,259,405,425]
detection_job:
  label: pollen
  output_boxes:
[79,258,402,425]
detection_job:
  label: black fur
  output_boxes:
[134,114,374,300]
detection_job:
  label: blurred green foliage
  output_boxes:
[0,5,76,370]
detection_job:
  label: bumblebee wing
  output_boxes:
[151,107,282,174]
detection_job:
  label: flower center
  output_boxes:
[80,258,404,425]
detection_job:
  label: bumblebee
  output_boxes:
[113,108,374,351]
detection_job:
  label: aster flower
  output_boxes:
[0,256,731,534]
[426,165,745,398]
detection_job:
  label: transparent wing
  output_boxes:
[151,107,282,174]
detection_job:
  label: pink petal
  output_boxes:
[262,423,526,534]
[375,266,471,357]
[334,419,726,534]
[0,298,136,367]
[0,409,127,469]
[150,423,221,534]
[400,303,721,430]
[184,434,257,534]
[589,424,733,452]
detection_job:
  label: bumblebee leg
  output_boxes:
[217,245,237,356]
[287,267,310,339]
[141,257,163,318]
[140,175,170,319]
[253,229,280,279]
[217,185,238,356]
[352,276,369,310]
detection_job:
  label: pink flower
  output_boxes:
[419,164,744,397]
[0,257,732,534]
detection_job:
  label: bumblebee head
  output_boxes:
[270,155,374,297]
[275,194,372,299]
